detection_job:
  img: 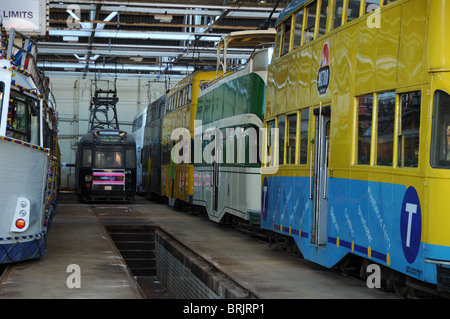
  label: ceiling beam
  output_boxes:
[82,4,101,78]
[49,19,258,30]
[49,29,225,42]
[40,0,284,77]
[38,42,254,59]
[49,0,285,14]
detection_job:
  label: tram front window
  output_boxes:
[431,90,450,168]
[94,150,123,169]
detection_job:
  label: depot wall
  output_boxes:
[50,75,170,190]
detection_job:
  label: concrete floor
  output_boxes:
[0,203,143,299]
[0,193,398,299]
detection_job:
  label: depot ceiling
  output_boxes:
[37,0,288,80]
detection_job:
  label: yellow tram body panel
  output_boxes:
[161,70,217,204]
[261,0,450,285]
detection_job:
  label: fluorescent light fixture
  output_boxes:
[50,29,225,42]
[37,61,195,73]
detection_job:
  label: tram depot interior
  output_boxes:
[38,0,288,188]
[4,0,450,301]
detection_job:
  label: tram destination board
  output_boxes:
[96,135,124,143]
[94,131,125,143]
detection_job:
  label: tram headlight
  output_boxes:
[85,175,93,182]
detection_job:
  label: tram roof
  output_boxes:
[276,0,308,26]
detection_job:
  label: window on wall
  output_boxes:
[300,108,309,164]
[293,9,304,49]
[357,94,373,165]
[278,115,286,165]
[303,1,317,44]
[282,17,292,56]
[286,114,297,164]
[398,91,421,167]
[376,91,396,166]
[318,0,329,38]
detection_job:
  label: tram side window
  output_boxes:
[162,143,171,165]
[286,114,297,164]
[126,148,136,168]
[300,108,309,164]
[132,114,142,132]
[333,0,345,29]
[274,28,282,61]
[282,17,292,56]
[398,91,421,168]
[357,94,373,165]
[304,1,318,44]
[187,84,192,104]
[8,94,27,140]
[278,115,286,165]
[318,0,329,38]
[293,9,304,49]
[377,91,396,166]
[7,92,39,143]
[431,90,450,168]
[266,120,275,166]
[347,0,363,23]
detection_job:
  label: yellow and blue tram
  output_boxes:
[261,0,450,292]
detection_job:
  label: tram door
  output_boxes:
[312,105,330,246]
[211,132,222,213]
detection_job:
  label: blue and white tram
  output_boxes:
[0,27,59,263]
[132,107,147,194]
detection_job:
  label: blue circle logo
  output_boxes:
[262,177,269,221]
[400,186,422,264]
